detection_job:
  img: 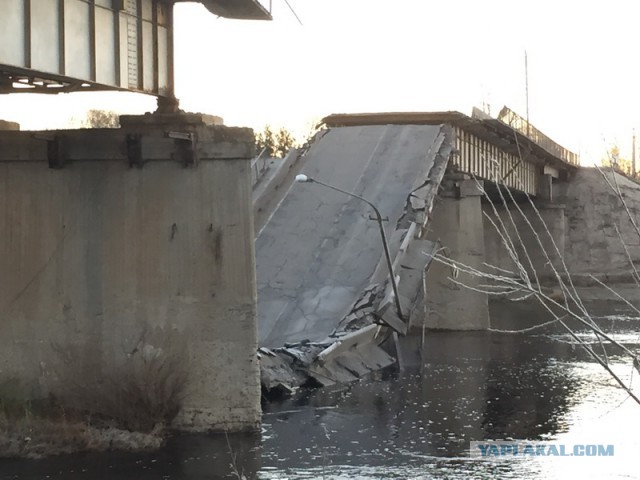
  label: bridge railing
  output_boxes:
[251,147,270,188]
[497,107,579,166]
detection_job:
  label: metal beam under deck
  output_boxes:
[0,65,121,95]
[175,0,271,20]
[0,0,270,98]
[0,0,174,97]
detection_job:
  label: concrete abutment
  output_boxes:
[0,114,261,432]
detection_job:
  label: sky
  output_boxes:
[1,0,639,163]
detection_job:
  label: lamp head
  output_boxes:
[295,174,312,183]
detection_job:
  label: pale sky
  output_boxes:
[1,0,639,163]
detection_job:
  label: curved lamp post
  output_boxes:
[295,174,404,320]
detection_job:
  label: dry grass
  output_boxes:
[53,338,190,433]
[96,346,189,432]
[0,330,190,458]
[0,372,167,459]
[0,413,163,459]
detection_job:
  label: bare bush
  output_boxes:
[427,147,640,405]
[81,109,120,129]
[52,330,189,433]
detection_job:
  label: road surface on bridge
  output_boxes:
[256,124,442,348]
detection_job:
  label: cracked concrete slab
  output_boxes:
[256,124,443,349]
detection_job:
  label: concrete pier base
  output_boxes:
[423,178,490,330]
[0,114,261,432]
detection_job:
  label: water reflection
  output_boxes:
[2,329,639,479]
[261,332,580,472]
[0,433,261,480]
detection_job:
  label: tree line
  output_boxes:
[254,125,295,158]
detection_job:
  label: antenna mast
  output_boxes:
[525,50,530,137]
[633,129,637,177]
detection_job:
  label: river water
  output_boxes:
[2,317,640,479]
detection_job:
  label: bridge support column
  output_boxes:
[0,115,261,432]
[483,200,566,281]
[423,177,490,330]
[538,173,554,202]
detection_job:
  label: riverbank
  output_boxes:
[2,330,638,479]
[0,416,164,460]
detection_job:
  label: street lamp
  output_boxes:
[295,174,404,320]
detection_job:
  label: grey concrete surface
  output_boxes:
[253,148,304,233]
[424,184,490,330]
[561,167,640,276]
[483,202,566,281]
[483,166,640,284]
[256,124,442,348]
[0,120,261,432]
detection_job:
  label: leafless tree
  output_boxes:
[428,148,640,405]
[81,109,120,129]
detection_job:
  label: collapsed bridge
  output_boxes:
[254,109,578,393]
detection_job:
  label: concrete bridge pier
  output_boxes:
[423,176,490,330]
[0,114,261,432]
[423,173,567,331]
[483,201,566,282]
